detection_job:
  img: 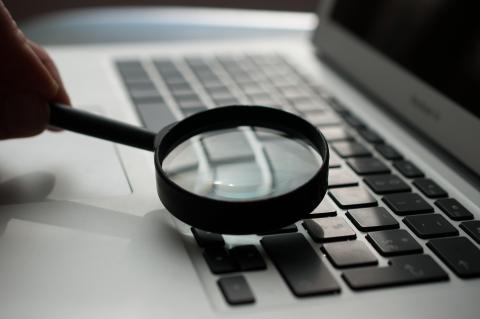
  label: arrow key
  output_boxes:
[427,237,480,278]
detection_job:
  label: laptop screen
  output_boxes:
[331,0,479,119]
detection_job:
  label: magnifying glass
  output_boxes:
[49,103,329,234]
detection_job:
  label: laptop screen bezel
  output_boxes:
[312,0,480,177]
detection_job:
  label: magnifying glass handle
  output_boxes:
[49,103,156,151]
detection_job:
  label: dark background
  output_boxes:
[5,0,317,22]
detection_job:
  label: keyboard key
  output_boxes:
[129,87,160,100]
[383,193,433,215]
[322,241,377,268]
[135,102,177,131]
[309,199,337,218]
[375,144,403,160]
[460,221,480,244]
[292,98,329,113]
[303,217,356,242]
[328,168,358,188]
[346,207,399,231]
[258,224,297,235]
[358,128,384,144]
[413,178,448,198]
[230,245,266,271]
[343,114,366,129]
[218,276,255,305]
[367,229,423,256]
[191,228,225,247]
[261,233,340,296]
[427,237,480,278]
[203,248,238,274]
[435,198,473,221]
[326,97,350,114]
[329,186,377,209]
[320,126,352,142]
[343,254,448,290]
[403,214,458,239]
[393,160,424,178]
[332,141,371,158]
[347,157,390,175]
[213,97,241,106]
[364,174,411,194]
[307,110,342,126]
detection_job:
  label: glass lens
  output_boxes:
[162,126,323,202]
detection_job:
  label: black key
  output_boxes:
[303,217,356,242]
[393,160,424,178]
[182,107,208,117]
[375,144,403,160]
[358,128,384,144]
[367,229,423,256]
[130,89,163,101]
[427,237,480,278]
[259,224,297,235]
[347,157,390,175]
[343,254,448,290]
[168,82,193,95]
[117,61,149,78]
[435,198,473,221]
[413,178,448,198]
[404,214,458,239]
[460,221,480,244]
[164,75,188,86]
[383,193,433,215]
[320,126,352,142]
[218,276,255,305]
[309,199,337,218]
[191,228,225,247]
[328,168,358,188]
[332,141,371,158]
[364,174,411,194]
[230,245,266,271]
[175,94,203,104]
[343,114,366,129]
[327,97,350,114]
[203,248,238,274]
[346,207,399,231]
[261,233,340,296]
[135,102,177,132]
[132,94,165,105]
[126,81,157,91]
[322,241,377,268]
[329,186,377,209]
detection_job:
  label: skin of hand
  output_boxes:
[0,1,70,140]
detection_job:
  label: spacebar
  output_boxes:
[261,233,340,296]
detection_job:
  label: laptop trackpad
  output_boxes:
[0,108,131,201]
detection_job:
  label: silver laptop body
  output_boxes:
[1,1,479,318]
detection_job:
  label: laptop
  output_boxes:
[1,0,479,318]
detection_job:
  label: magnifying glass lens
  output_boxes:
[162,126,324,202]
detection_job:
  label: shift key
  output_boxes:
[261,233,340,297]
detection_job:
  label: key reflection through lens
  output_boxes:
[162,126,323,202]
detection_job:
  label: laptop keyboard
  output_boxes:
[115,54,480,306]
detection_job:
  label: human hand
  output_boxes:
[0,1,70,140]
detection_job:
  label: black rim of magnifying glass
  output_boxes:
[153,105,330,235]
